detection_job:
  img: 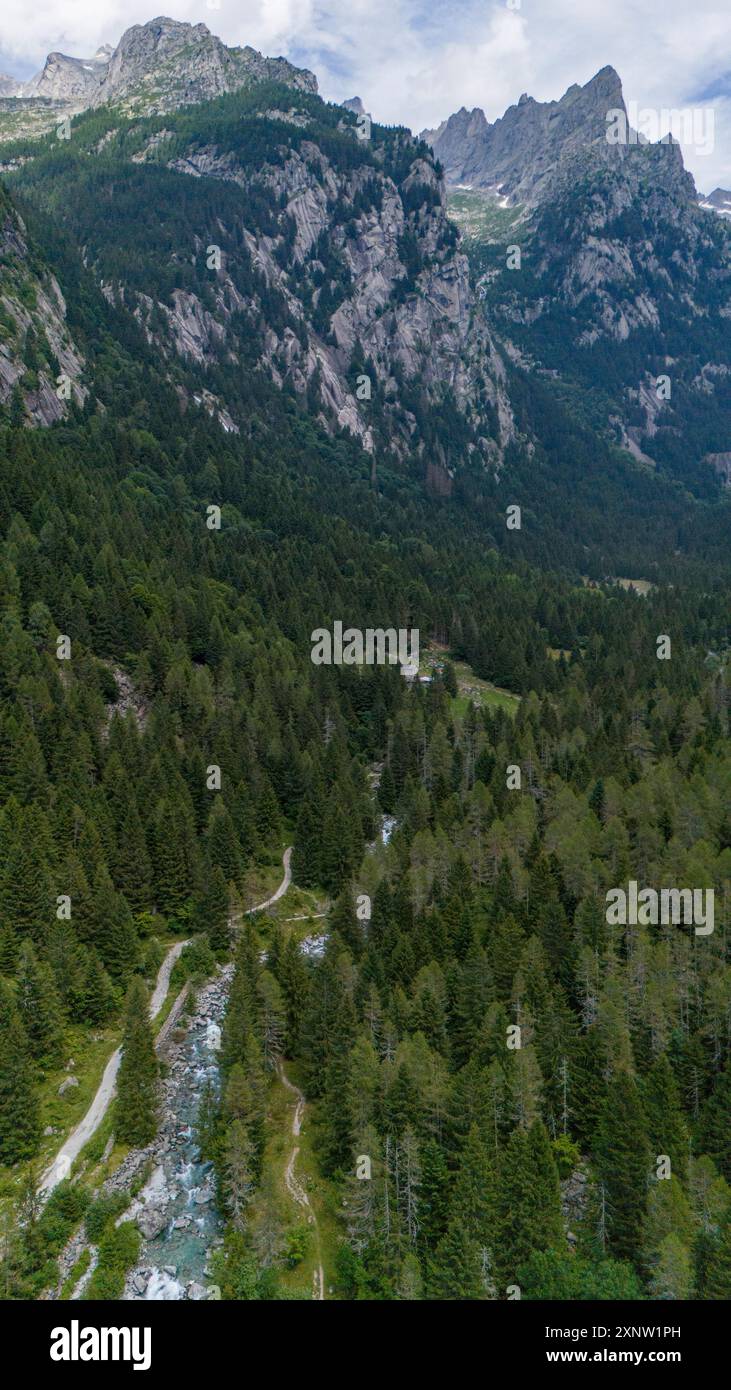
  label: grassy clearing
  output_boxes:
[447,188,525,244]
[255,1061,340,1300]
[235,842,290,914]
[615,576,655,596]
[451,659,520,716]
[420,643,520,717]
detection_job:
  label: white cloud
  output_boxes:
[1,0,731,186]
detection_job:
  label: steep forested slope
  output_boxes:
[432,69,731,498]
[0,51,730,1305]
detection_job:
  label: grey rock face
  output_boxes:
[0,17,317,141]
[90,17,316,114]
[0,199,87,426]
[58,1076,80,1095]
[423,66,627,205]
[158,137,513,467]
[23,50,109,103]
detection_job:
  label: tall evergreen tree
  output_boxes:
[0,981,40,1164]
[116,978,158,1146]
[593,1070,651,1262]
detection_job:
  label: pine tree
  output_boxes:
[153,796,195,914]
[319,994,358,1175]
[329,887,364,955]
[430,1216,485,1299]
[450,1123,497,1254]
[16,940,64,1066]
[191,864,230,953]
[496,1121,563,1286]
[256,970,286,1070]
[116,978,158,1146]
[593,1070,651,1262]
[642,1053,689,1186]
[115,802,153,912]
[0,918,18,974]
[0,981,40,1164]
[705,1219,731,1299]
[700,1064,731,1182]
[292,792,322,888]
[224,1052,267,1173]
[221,930,260,1074]
[378,760,397,814]
[205,801,242,885]
[81,949,116,1023]
[223,1118,255,1230]
[418,1138,451,1254]
[90,868,139,982]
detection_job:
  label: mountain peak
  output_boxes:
[0,15,317,134]
[423,66,633,203]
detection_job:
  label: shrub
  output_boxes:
[84,1190,129,1242]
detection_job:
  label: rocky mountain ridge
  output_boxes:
[436,68,731,487]
[0,17,317,144]
[422,66,629,206]
[5,77,513,482]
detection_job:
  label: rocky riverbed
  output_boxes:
[121,966,232,1300]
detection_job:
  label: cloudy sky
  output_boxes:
[2,0,731,188]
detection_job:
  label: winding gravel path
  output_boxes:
[39,848,293,1201]
[278,1059,325,1301]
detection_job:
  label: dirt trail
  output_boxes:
[40,848,293,1200]
[234,846,292,922]
[278,1060,324,1301]
[39,938,187,1200]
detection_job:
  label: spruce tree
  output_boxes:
[81,949,115,1023]
[705,1219,731,1299]
[700,1064,731,1182]
[116,978,158,1146]
[191,864,230,953]
[496,1121,563,1286]
[450,1123,497,1254]
[16,940,64,1066]
[642,1053,689,1186]
[0,981,40,1164]
[593,1070,651,1262]
[430,1216,485,1299]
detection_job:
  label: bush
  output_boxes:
[284,1223,309,1268]
[84,1190,129,1242]
[84,1220,141,1299]
[100,1219,140,1270]
[551,1135,582,1179]
[180,935,216,980]
[60,1247,91,1300]
[36,1182,90,1253]
[85,1264,125,1299]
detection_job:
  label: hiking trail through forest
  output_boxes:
[278,1059,325,1300]
[40,848,293,1201]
